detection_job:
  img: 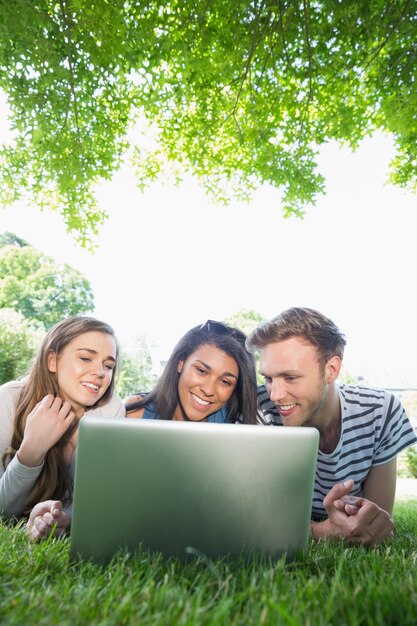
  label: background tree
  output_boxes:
[116,335,157,398]
[0,308,43,385]
[0,237,94,329]
[0,1,416,245]
[224,308,266,384]
[0,231,29,248]
[224,309,266,338]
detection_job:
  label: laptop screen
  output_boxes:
[70,417,319,562]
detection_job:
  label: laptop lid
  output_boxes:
[70,417,319,563]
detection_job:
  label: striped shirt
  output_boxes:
[257,383,417,519]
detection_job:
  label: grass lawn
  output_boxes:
[1,500,416,626]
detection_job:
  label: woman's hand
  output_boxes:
[26,500,69,541]
[17,395,75,467]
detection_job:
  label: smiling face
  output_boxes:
[47,331,117,418]
[174,343,239,422]
[260,336,340,428]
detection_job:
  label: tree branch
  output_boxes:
[360,0,414,76]
[299,0,313,139]
[231,0,267,116]
[59,0,80,138]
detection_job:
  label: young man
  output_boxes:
[246,307,417,546]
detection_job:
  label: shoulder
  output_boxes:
[136,401,158,420]
[0,380,24,448]
[0,379,25,397]
[338,382,388,410]
[338,382,404,411]
[124,394,144,406]
[339,382,416,439]
[0,380,24,411]
[124,393,150,419]
[89,395,126,418]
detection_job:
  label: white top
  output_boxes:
[0,379,126,516]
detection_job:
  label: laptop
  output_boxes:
[70,417,319,563]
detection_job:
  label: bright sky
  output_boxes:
[1,91,416,385]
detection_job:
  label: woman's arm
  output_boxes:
[0,390,75,517]
[0,456,44,516]
[0,382,41,516]
[124,395,145,419]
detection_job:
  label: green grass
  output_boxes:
[1,501,417,626]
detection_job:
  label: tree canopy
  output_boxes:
[225,308,266,337]
[0,308,43,385]
[0,0,416,244]
[0,242,94,328]
[0,231,29,247]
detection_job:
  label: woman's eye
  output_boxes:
[196,367,207,375]
[105,364,114,371]
[221,379,232,387]
[80,357,91,362]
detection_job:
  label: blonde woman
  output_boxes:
[0,316,125,539]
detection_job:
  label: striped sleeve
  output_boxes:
[256,385,282,426]
[372,390,417,465]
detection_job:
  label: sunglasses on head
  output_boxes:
[199,320,246,345]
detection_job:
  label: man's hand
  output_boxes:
[311,480,394,546]
[26,500,69,541]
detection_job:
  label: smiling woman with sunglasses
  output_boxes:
[125,320,258,424]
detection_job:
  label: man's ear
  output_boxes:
[48,351,57,373]
[325,355,341,383]
[177,360,184,374]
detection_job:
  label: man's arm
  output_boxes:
[361,458,397,515]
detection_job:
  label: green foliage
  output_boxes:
[0,308,43,384]
[0,501,417,625]
[339,369,360,385]
[224,308,266,338]
[116,335,157,399]
[406,446,417,479]
[401,390,417,424]
[0,230,29,248]
[0,1,416,244]
[224,309,266,385]
[0,242,94,329]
